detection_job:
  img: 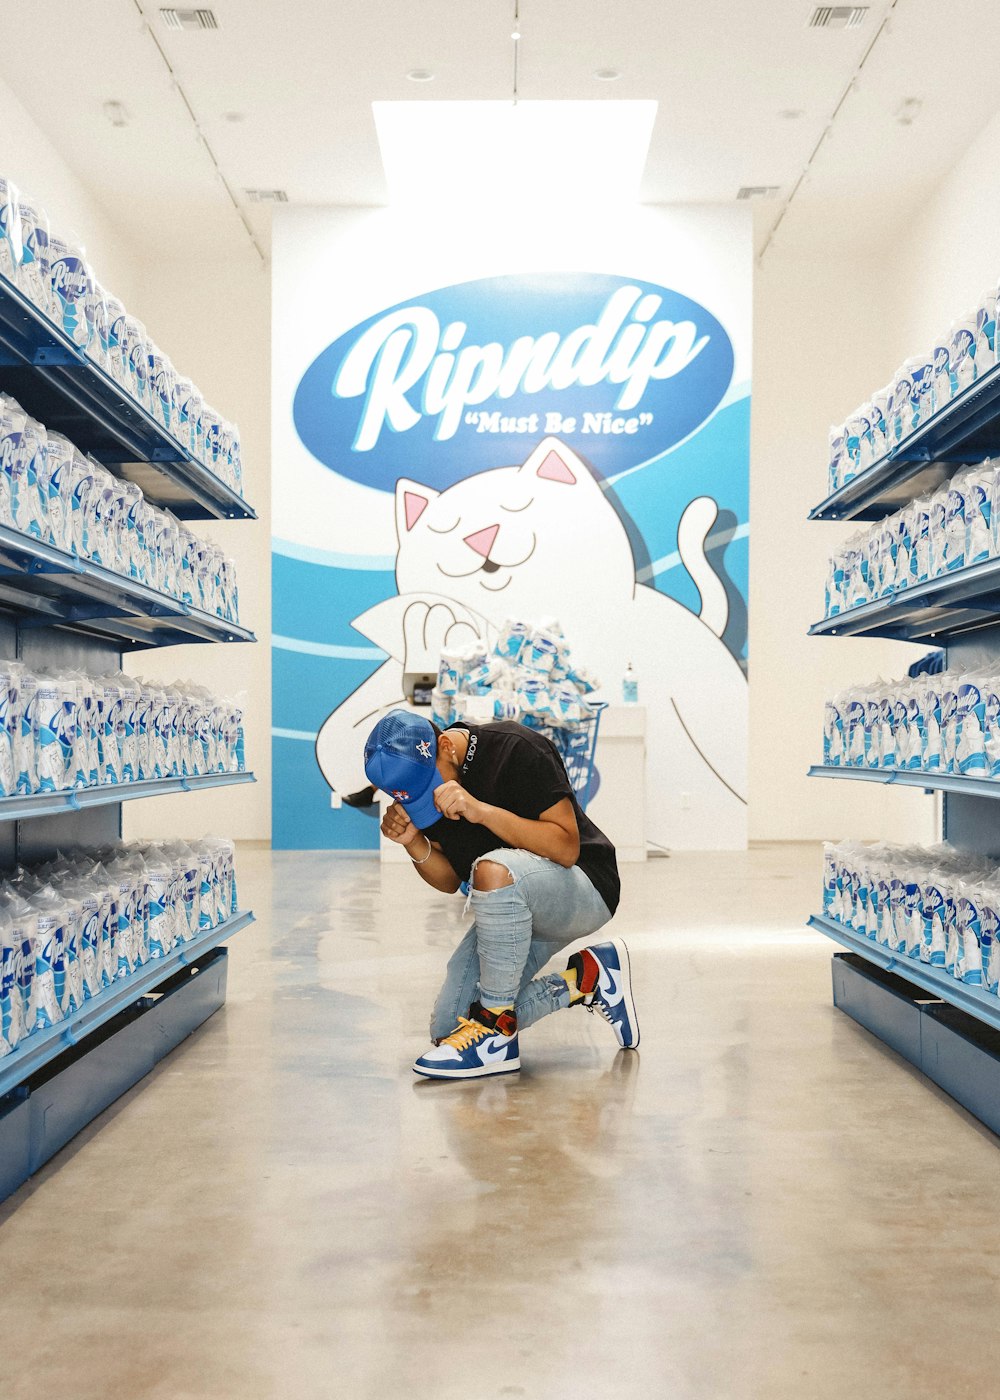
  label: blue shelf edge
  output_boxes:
[807,764,1000,799]
[809,360,1000,523]
[0,271,256,523]
[809,553,1000,644]
[0,770,255,822]
[0,908,255,1099]
[809,912,1000,1034]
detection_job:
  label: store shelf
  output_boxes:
[0,273,255,522]
[0,908,254,1099]
[0,522,255,649]
[810,361,1000,523]
[808,764,1000,799]
[0,770,255,822]
[810,912,1000,1034]
[809,555,1000,643]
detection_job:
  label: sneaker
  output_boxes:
[413,1003,521,1080]
[567,938,639,1049]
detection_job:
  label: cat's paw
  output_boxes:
[402,601,482,673]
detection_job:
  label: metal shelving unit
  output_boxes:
[810,352,1000,1135]
[0,262,258,1201]
[0,273,255,521]
[810,360,1000,523]
[808,764,1000,800]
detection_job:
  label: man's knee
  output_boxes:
[473,859,515,893]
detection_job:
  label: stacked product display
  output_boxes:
[0,838,239,1055]
[0,665,244,797]
[433,617,599,734]
[823,670,1000,778]
[828,284,997,494]
[0,177,243,497]
[824,459,996,618]
[0,396,239,623]
[823,841,1000,991]
[0,169,254,1198]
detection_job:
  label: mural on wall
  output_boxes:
[273,264,750,851]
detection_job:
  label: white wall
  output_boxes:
[749,244,937,846]
[0,77,138,306]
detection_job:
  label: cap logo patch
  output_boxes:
[416,739,432,759]
[391,789,411,801]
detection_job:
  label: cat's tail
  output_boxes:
[678,496,729,639]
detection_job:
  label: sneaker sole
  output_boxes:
[610,937,640,1049]
[412,1058,522,1080]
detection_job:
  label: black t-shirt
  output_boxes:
[424,722,620,916]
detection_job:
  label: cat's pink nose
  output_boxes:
[463,524,500,559]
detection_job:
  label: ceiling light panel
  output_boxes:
[808,6,869,28]
[244,188,288,203]
[737,186,780,200]
[160,8,219,31]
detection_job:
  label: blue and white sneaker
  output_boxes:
[567,938,639,1048]
[413,1003,521,1080]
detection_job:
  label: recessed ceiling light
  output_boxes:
[244,188,288,203]
[737,185,781,200]
[223,111,245,124]
[808,6,868,28]
[594,68,622,81]
[779,108,804,120]
[406,69,435,83]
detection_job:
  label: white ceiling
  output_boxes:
[0,0,996,266]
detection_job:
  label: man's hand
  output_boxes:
[381,801,421,848]
[434,781,491,825]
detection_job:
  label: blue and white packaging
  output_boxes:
[891,367,915,441]
[121,315,149,410]
[14,666,36,796]
[47,234,92,351]
[494,619,531,665]
[976,288,997,370]
[828,424,846,493]
[959,463,994,566]
[932,338,952,412]
[941,680,960,773]
[950,313,978,393]
[945,482,968,572]
[103,292,128,388]
[955,882,985,985]
[147,344,175,433]
[956,676,988,775]
[823,696,845,767]
[929,492,949,576]
[0,177,22,282]
[38,429,72,553]
[16,195,52,317]
[0,394,25,529]
[33,674,67,793]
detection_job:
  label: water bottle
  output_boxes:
[622,661,638,705]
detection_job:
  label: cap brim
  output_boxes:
[401,771,444,830]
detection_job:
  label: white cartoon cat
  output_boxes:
[315,437,748,849]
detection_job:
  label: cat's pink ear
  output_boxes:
[395,478,439,539]
[521,437,583,486]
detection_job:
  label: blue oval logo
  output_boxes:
[293,271,734,492]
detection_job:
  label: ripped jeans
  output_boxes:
[429,848,612,1040]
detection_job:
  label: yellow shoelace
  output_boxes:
[443,1016,491,1051]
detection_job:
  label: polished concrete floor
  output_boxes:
[2,842,1000,1399]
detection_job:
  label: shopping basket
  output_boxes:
[542,701,607,811]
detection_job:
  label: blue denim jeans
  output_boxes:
[429,848,612,1040]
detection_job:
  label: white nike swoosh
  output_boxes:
[599,965,623,1005]
[478,1036,514,1065]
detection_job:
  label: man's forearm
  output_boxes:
[403,834,462,893]
[479,805,579,867]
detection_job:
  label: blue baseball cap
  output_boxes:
[363,710,444,830]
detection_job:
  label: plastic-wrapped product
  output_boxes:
[0,177,22,280]
[945,478,968,573]
[985,674,1000,778]
[932,337,952,412]
[893,508,913,590]
[495,619,531,664]
[436,648,463,697]
[38,430,73,553]
[115,672,139,783]
[103,292,128,388]
[31,673,66,793]
[13,666,35,796]
[122,316,150,410]
[104,856,140,979]
[514,669,553,723]
[27,889,69,1021]
[976,287,997,370]
[957,462,995,567]
[823,694,845,767]
[147,344,175,433]
[862,690,881,770]
[910,495,932,585]
[903,687,923,770]
[922,864,954,968]
[941,677,961,773]
[956,673,988,775]
[870,389,891,464]
[828,425,846,493]
[891,366,915,441]
[0,664,18,798]
[856,404,875,474]
[844,410,867,478]
[825,551,845,618]
[48,234,92,351]
[0,394,25,529]
[0,911,21,1055]
[842,692,863,767]
[878,691,897,769]
[430,688,454,731]
[950,313,979,393]
[922,675,944,771]
[16,195,52,317]
[844,535,868,609]
[979,879,1000,994]
[69,448,94,558]
[87,282,112,375]
[96,675,122,785]
[955,882,985,985]
[143,855,175,960]
[929,490,949,577]
[893,688,919,771]
[15,411,46,540]
[911,355,935,428]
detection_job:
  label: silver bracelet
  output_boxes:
[409,834,433,865]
